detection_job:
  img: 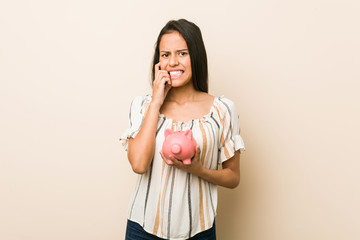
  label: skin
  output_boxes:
[127,31,241,188]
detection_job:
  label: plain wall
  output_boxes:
[1,0,359,239]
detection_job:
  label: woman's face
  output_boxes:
[159,31,192,88]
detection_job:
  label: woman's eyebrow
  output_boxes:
[160,49,188,53]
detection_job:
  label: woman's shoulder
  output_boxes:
[130,94,152,106]
[192,92,237,113]
[132,94,152,101]
[214,95,235,107]
[128,95,152,116]
[214,95,239,116]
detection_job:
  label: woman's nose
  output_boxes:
[169,55,178,66]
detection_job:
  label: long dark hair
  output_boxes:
[151,19,208,93]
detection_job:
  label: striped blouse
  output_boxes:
[120,94,245,240]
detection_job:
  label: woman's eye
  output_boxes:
[179,52,187,56]
[161,53,169,58]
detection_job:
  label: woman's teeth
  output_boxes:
[169,71,183,76]
[169,71,184,80]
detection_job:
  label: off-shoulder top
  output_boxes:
[120,94,245,239]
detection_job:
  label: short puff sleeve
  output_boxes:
[218,97,245,163]
[119,95,147,151]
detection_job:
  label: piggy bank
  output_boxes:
[162,129,197,165]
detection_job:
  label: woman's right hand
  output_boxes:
[152,62,172,106]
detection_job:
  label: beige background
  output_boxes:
[1,0,359,239]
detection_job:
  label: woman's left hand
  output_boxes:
[160,145,203,176]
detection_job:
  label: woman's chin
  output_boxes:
[170,77,192,88]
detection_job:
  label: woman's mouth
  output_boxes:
[169,70,184,80]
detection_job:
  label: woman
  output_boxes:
[120,19,245,240]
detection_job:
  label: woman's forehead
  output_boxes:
[159,32,188,50]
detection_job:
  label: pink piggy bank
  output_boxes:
[162,129,197,165]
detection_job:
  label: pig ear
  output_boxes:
[165,129,173,138]
[184,129,193,139]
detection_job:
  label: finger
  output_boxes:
[162,76,171,86]
[192,145,201,160]
[156,71,169,84]
[160,151,172,164]
[168,155,183,166]
[154,62,161,77]
[164,73,172,85]
[156,69,163,82]
[160,152,169,165]
[196,145,201,155]
[156,72,170,86]
[164,82,172,94]
[159,70,170,78]
[160,151,166,161]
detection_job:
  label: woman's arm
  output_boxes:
[127,102,161,174]
[198,150,241,189]
[127,63,172,174]
[160,148,241,189]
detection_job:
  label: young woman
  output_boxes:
[120,19,245,240]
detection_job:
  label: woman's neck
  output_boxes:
[165,84,202,105]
